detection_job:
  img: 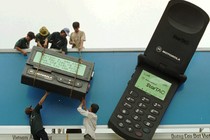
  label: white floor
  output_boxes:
[1,125,210,140]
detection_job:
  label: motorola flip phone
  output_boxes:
[108,0,209,140]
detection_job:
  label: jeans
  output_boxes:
[33,129,49,140]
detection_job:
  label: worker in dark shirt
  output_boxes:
[25,91,49,140]
[46,28,70,54]
[14,31,35,56]
[35,26,50,48]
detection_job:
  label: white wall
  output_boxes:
[0,0,209,49]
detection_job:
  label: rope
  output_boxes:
[32,47,46,86]
[70,50,82,98]
[66,133,69,140]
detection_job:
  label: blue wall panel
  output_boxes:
[0,51,210,126]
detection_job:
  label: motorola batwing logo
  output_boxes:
[156,46,181,61]
[156,46,162,52]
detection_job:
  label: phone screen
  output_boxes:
[135,70,172,101]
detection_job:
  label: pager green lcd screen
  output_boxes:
[135,70,172,101]
[33,52,86,76]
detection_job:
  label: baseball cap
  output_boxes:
[62,28,70,36]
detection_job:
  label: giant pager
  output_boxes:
[21,46,94,100]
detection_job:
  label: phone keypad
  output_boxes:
[115,90,163,138]
[126,96,135,103]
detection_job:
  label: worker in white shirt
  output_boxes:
[77,98,99,140]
